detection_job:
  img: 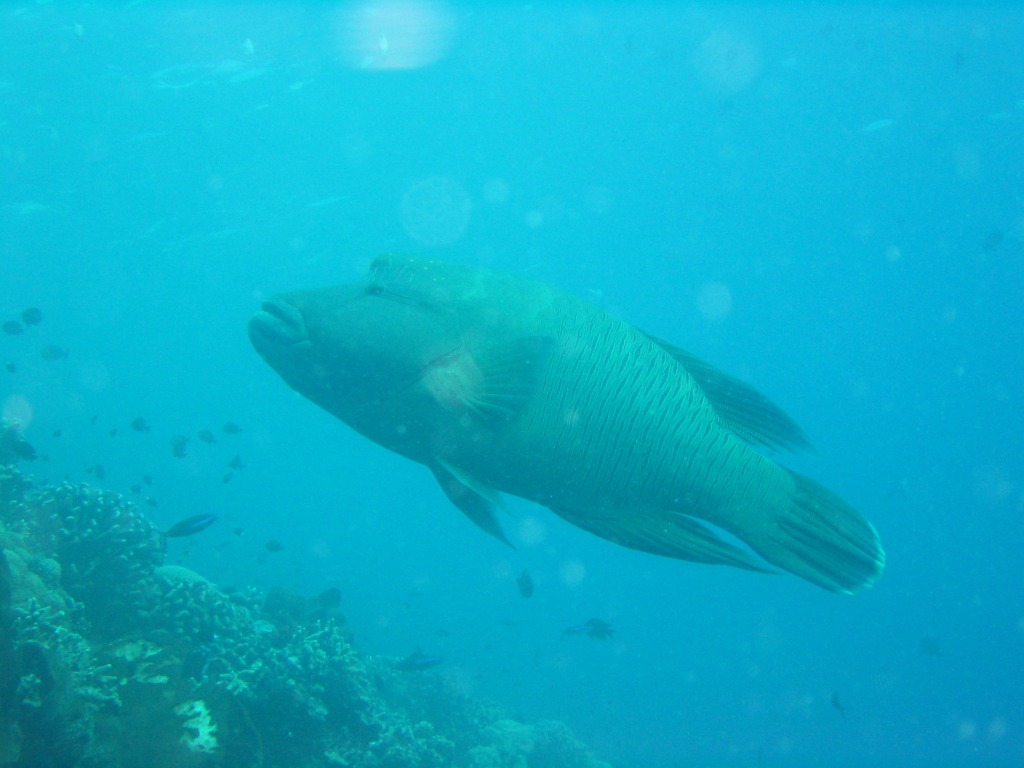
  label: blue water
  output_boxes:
[2,3,1022,766]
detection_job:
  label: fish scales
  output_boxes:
[250,255,884,593]
[514,316,676,506]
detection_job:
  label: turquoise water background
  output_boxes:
[2,3,1022,765]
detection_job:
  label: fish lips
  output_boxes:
[249,298,312,357]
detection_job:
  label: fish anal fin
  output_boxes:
[432,460,512,547]
[552,505,775,574]
[646,335,814,453]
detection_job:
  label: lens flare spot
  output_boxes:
[333,1,456,71]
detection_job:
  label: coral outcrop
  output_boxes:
[0,421,611,768]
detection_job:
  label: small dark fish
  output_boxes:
[40,345,68,361]
[831,691,846,717]
[221,472,233,483]
[919,637,942,657]
[2,320,23,336]
[93,464,105,480]
[142,475,153,485]
[4,363,14,373]
[165,513,217,538]
[317,587,342,609]
[131,417,151,432]
[108,428,118,437]
[562,618,615,640]
[232,527,244,536]
[516,568,534,598]
[130,484,142,494]
[228,455,245,470]
[145,497,159,507]
[222,422,242,434]
[171,435,189,458]
[264,539,284,553]
[393,650,443,672]
[983,230,1005,252]
[20,308,42,326]
[51,429,61,438]
[197,429,216,444]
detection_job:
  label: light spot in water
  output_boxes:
[693,31,762,95]
[79,360,111,392]
[696,282,733,322]
[559,559,587,587]
[516,516,547,547]
[399,176,471,247]
[953,145,982,181]
[482,178,510,205]
[524,210,544,229]
[861,118,895,133]
[2,395,33,427]
[332,1,456,71]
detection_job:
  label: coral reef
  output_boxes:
[0,421,611,767]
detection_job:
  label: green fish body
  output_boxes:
[250,255,884,593]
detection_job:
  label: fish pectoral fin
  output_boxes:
[552,505,776,574]
[645,334,813,453]
[461,335,555,423]
[432,459,512,547]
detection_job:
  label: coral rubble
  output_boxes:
[0,421,611,768]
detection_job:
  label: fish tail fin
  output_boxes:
[756,471,885,593]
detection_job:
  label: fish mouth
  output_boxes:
[249,298,310,351]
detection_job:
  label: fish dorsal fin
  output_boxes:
[432,459,512,546]
[646,335,813,453]
[425,336,554,423]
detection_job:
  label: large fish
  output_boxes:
[249,255,884,593]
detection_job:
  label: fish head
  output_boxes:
[249,268,465,444]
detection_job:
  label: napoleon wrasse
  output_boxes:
[249,255,884,593]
